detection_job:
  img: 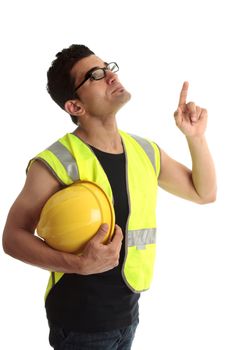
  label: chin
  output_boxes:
[119,91,131,106]
[121,89,131,103]
[115,95,131,113]
[110,90,131,112]
[126,90,131,100]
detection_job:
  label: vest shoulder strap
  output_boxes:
[47,141,80,182]
[128,133,157,174]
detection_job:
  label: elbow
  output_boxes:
[2,231,17,258]
[197,189,217,205]
[199,196,216,205]
[2,236,12,256]
[2,233,8,253]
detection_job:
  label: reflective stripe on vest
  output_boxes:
[47,142,79,182]
[128,228,156,250]
[129,134,156,173]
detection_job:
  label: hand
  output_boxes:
[174,81,208,138]
[79,224,123,275]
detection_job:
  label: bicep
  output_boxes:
[158,149,201,203]
[4,160,62,234]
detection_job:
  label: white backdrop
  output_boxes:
[0,1,232,349]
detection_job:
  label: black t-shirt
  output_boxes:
[45,146,140,332]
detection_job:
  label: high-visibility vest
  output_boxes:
[30,130,160,298]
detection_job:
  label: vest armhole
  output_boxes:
[152,142,161,178]
[28,157,67,186]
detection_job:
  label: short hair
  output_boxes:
[47,44,95,125]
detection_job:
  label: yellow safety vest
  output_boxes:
[30,130,160,298]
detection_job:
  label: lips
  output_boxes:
[111,85,124,94]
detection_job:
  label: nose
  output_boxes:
[105,70,118,85]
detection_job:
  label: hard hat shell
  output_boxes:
[37,181,115,254]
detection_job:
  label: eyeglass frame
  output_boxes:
[73,62,119,93]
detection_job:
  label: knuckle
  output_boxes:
[113,258,119,267]
[109,250,119,261]
[188,101,194,106]
[114,252,120,260]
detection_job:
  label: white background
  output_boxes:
[0,1,232,349]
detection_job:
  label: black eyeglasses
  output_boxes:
[74,62,119,92]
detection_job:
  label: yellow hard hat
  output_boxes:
[37,181,115,254]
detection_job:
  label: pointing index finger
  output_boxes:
[178,81,189,107]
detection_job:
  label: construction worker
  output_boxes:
[2,44,217,350]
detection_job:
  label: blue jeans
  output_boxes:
[49,320,139,350]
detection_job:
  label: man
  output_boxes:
[2,44,216,350]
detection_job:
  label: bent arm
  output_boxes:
[2,161,122,274]
[158,136,217,204]
[162,81,217,203]
[2,161,81,273]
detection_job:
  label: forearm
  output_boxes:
[3,224,122,275]
[3,227,83,274]
[186,135,217,202]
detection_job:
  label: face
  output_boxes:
[70,55,131,118]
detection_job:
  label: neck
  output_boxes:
[74,119,123,154]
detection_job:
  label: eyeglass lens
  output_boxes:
[91,62,119,80]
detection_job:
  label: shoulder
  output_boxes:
[25,160,62,205]
[27,133,74,186]
[6,160,62,232]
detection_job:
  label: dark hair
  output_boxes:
[47,44,95,124]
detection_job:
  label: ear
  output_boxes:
[64,100,85,117]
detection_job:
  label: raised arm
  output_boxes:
[158,82,217,204]
[2,161,123,274]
